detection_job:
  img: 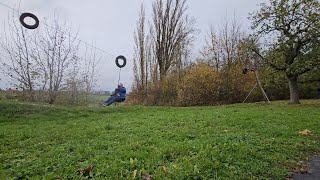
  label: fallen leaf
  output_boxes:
[130,158,134,165]
[297,161,304,165]
[80,164,95,176]
[293,166,309,174]
[300,167,308,174]
[299,129,312,135]
[142,172,152,180]
[162,165,167,172]
[133,169,138,178]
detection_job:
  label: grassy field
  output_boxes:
[0,100,319,179]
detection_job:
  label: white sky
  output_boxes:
[0,0,268,91]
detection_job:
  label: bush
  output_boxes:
[128,75,179,106]
[177,63,222,106]
[129,63,264,106]
[218,64,258,103]
[177,63,261,105]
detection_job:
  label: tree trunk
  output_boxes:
[287,75,300,104]
[159,65,166,81]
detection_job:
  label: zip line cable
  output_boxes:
[44,22,116,57]
[0,1,116,58]
[0,1,18,12]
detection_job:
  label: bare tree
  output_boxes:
[221,16,242,67]
[65,54,81,105]
[81,44,101,104]
[133,4,147,90]
[0,11,101,105]
[34,17,79,104]
[147,28,159,83]
[151,0,195,80]
[133,54,139,89]
[0,13,39,100]
[201,26,223,70]
[201,15,246,70]
[170,38,192,78]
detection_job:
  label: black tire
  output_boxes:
[19,13,39,29]
[115,55,126,68]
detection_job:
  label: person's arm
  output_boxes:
[111,88,119,96]
[115,88,120,96]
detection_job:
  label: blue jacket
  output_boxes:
[119,87,126,100]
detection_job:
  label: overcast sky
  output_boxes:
[0,0,268,91]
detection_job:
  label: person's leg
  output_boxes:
[104,95,115,104]
[107,97,126,106]
[106,96,118,106]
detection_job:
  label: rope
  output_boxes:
[117,68,122,85]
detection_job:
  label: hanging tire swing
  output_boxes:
[19,12,39,29]
[115,55,126,84]
[115,55,127,68]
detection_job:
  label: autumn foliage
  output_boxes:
[177,63,221,106]
[129,63,259,106]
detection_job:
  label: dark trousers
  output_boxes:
[104,95,125,106]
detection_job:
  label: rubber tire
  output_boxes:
[19,13,39,29]
[115,55,126,68]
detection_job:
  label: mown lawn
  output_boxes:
[0,100,319,179]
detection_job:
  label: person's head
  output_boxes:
[118,83,123,88]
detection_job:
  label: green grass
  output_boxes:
[0,100,319,179]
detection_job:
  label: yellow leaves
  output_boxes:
[162,163,178,173]
[298,129,312,135]
[133,169,138,178]
[173,164,178,169]
[130,158,152,180]
[193,165,200,173]
[162,163,178,172]
[162,165,167,172]
[130,158,134,165]
[178,63,222,106]
[130,158,137,179]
